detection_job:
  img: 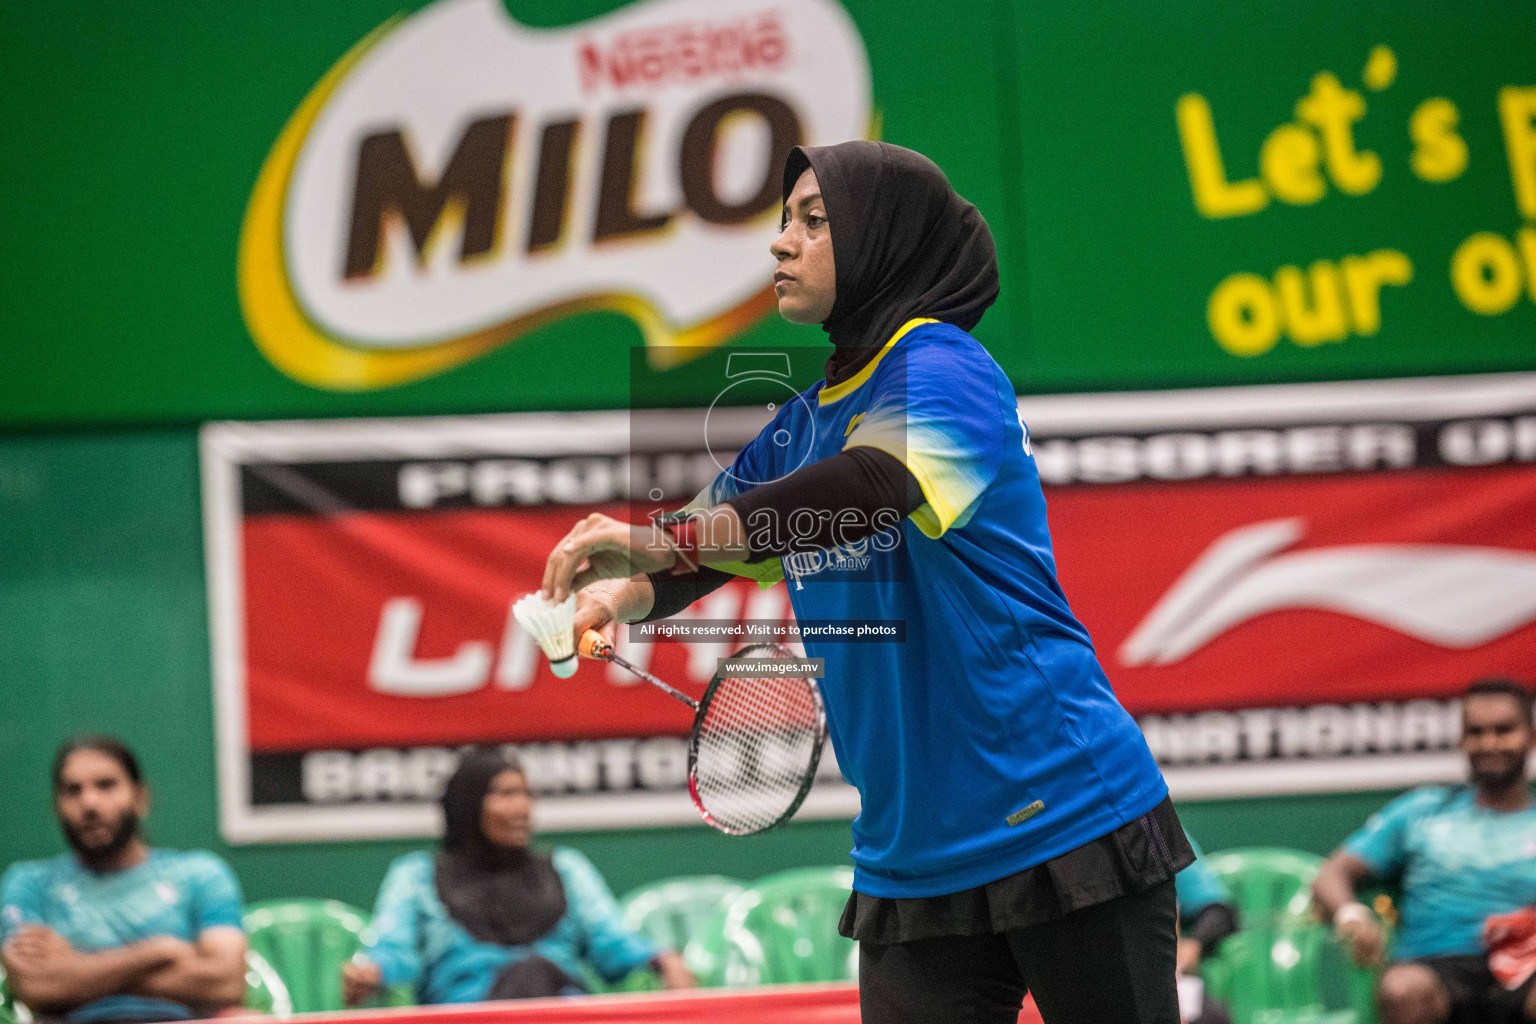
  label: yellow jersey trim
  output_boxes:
[842,437,951,539]
[817,318,938,406]
[703,556,784,588]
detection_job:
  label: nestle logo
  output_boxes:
[578,12,790,93]
[239,0,871,390]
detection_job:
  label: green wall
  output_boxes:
[2,0,1533,425]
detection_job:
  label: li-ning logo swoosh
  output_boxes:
[1120,518,1536,666]
[237,0,873,390]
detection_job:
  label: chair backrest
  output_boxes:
[1202,847,1324,927]
[0,963,32,1024]
[244,898,374,1012]
[684,866,855,987]
[1197,848,1376,1024]
[619,875,748,952]
[1202,922,1371,1024]
[244,948,294,1017]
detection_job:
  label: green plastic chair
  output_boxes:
[1203,847,1323,927]
[1201,920,1374,1024]
[244,948,293,1016]
[588,875,749,994]
[1199,848,1378,1024]
[0,963,32,1024]
[620,875,748,951]
[1,965,19,1024]
[683,866,855,987]
[245,898,411,1011]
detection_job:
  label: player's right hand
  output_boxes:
[574,585,622,656]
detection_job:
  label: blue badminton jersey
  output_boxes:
[699,319,1168,898]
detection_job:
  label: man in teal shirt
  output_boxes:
[1313,679,1536,1024]
[0,737,247,1022]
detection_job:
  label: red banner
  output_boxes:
[1054,466,1536,713]
[203,374,1536,843]
[244,505,724,750]
[287,984,1041,1024]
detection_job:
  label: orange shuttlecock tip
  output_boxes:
[579,629,613,660]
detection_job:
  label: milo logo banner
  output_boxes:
[238,0,871,391]
[202,374,1536,843]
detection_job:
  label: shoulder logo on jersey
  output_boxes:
[781,529,900,589]
[1015,408,1033,457]
[843,412,867,438]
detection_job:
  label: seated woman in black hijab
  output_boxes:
[342,750,694,1004]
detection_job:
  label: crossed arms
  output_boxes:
[1,924,246,1014]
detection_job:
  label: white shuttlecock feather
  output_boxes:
[512,593,579,678]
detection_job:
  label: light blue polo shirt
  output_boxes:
[1,850,244,1022]
[1346,786,1536,960]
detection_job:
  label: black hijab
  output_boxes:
[434,749,567,947]
[781,141,999,386]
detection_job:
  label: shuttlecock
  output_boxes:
[512,592,579,678]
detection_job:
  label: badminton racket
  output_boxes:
[579,630,827,836]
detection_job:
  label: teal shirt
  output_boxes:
[1176,838,1231,918]
[1345,786,1536,960]
[366,848,655,1004]
[0,850,244,1023]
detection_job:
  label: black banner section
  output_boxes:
[241,452,728,515]
[252,741,848,808]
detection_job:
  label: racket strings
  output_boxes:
[694,672,822,835]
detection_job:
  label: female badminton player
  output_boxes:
[539,141,1190,1024]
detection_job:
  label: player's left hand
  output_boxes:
[542,513,676,602]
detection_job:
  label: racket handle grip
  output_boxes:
[579,628,613,661]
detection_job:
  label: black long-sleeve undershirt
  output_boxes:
[640,447,923,622]
[640,565,737,623]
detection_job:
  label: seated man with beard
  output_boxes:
[1313,679,1536,1024]
[1,737,247,1023]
